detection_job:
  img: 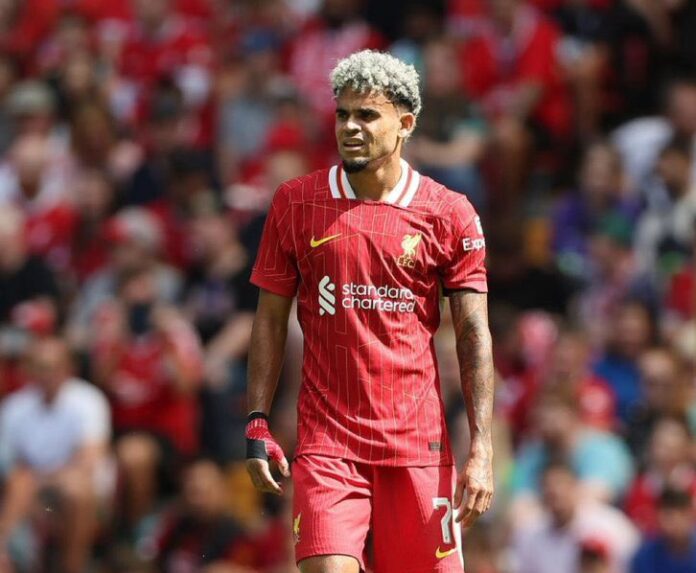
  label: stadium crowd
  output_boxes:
[0,0,694,571]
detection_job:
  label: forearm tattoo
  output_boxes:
[449,291,494,444]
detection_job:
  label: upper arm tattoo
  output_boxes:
[449,290,494,442]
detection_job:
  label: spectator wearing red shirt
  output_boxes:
[90,267,203,529]
[458,0,572,206]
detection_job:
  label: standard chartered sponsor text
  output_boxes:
[341,282,416,312]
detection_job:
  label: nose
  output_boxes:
[343,115,360,133]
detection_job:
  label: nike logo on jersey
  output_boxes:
[435,547,457,559]
[310,233,342,248]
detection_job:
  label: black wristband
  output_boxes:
[246,438,269,461]
[248,411,269,422]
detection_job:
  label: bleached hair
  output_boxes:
[330,50,421,118]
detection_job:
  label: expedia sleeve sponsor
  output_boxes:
[438,202,488,294]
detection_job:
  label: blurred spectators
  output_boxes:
[67,207,181,351]
[459,0,572,205]
[593,299,656,422]
[89,267,202,529]
[0,206,59,324]
[624,417,696,534]
[0,0,694,570]
[184,207,257,462]
[551,140,639,282]
[0,337,111,573]
[634,136,696,280]
[510,461,639,573]
[407,38,488,207]
[147,458,288,572]
[630,487,696,573]
[624,347,694,460]
[510,386,633,514]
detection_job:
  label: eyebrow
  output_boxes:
[335,106,381,114]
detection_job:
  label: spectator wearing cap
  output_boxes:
[5,80,59,138]
[0,337,111,573]
[630,488,696,573]
[511,461,639,573]
[67,207,181,352]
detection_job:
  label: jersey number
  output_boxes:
[432,497,453,544]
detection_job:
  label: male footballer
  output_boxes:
[245,50,494,573]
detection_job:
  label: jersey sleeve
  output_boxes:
[250,185,299,298]
[438,198,488,293]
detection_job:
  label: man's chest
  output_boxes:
[289,201,441,282]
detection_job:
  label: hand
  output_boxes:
[454,447,494,528]
[245,414,290,495]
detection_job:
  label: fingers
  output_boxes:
[455,480,494,526]
[246,458,284,495]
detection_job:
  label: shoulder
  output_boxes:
[412,175,475,214]
[0,387,38,418]
[63,379,108,409]
[411,175,480,223]
[274,168,332,205]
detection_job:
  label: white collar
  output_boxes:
[328,159,420,207]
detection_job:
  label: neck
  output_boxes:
[346,151,403,201]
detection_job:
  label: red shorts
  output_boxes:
[292,455,464,573]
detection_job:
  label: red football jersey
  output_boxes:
[251,160,487,466]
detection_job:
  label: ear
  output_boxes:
[398,112,416,139]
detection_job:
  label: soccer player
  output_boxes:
[245,50,494,573]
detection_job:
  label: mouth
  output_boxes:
[342,140,364,149]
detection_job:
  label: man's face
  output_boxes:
[334,89,413,173]
[657,505,694,543]
[542,468,577,525]
[27,340,69,396]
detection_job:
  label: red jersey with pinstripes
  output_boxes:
[250,161,487,466]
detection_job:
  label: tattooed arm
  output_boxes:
[449,289,495,526]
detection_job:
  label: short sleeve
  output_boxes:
[250,186,299,298]
[77,384,111,444]
[439,198,487,294]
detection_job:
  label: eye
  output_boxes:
[358,110,378,121]
[336,110,348,121]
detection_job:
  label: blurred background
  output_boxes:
[0,0,694,572]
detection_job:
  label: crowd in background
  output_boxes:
[0,0,694,571]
